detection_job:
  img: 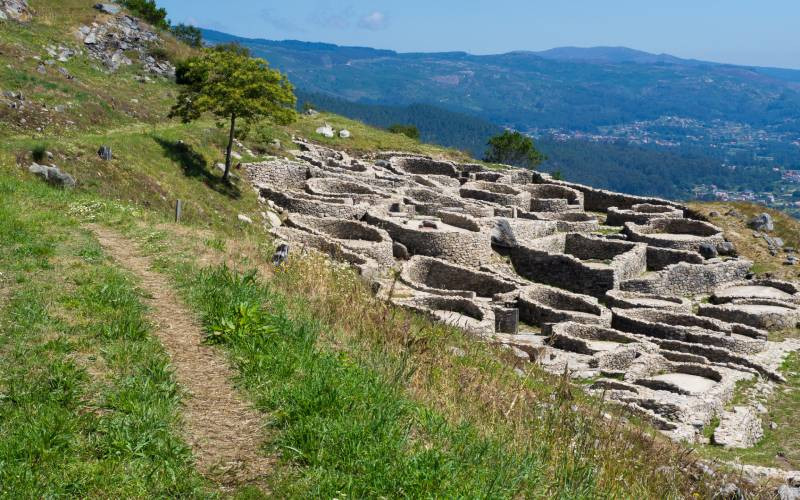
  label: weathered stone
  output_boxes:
[93,3,121,14]
[28,163,76,188]
[749,213,774,232]
[713,407,763,448]
[98,145,112,160]
[698,242,718,259]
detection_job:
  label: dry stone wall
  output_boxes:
[246,140,800,448]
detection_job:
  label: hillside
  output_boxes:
[204,30,797,204]
[201,30,800,133]
[1,1,798,498]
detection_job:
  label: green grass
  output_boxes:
[0,178,209,497]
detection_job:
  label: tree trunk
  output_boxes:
[224,113,236,183]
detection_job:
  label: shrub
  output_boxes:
[387,124,420,140]
[122,0,169,29]
[484,130,545,169]
[171,24,202,48]
[31,144,47,163]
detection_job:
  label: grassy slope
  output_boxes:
[0,180,208,497]
[0,0,790,496]
[690,201,800,280]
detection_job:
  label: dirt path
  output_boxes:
[88,224,272,487]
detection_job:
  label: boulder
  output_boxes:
[0,0,32,22]
[315,124,334,138]
[237,214,253,224]
[717,241,737,256]
[339,129,351,138]
[698,243,718,259]
[779,485,800,500]
[98,145,112,160]
[28,163,76,188]
[264,210,281,228]
[749,213,774,232]
[93,3,121,14]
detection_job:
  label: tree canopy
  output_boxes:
[170,24,203,48]
[170,46,296,181]
[387,124,420,140]
[484,130,545,169]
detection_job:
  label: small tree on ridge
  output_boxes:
[484,130,545,169]
[170,45,296,182]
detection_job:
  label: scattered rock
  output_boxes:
[303,108,319,116]
[709,211,721,217]
[717,241,737,256]
[36,63,46,74]
[713,483,744,500]
[699,243,718,259]
[269,138,281,149]
[97,145,112,160]
[785,256,798,266]
[778,485,800,500]
[272,243,289,266]
[237,214,252,224]
[392,240,410,260]
[315,124,334,138]
[339,129,351,139]
[28,163,76,188]
[93,2,121,14]
[770,421,778,430]
[230,151,242,160]
[77,15,174,76]
[448,346,466,357]
[264,210,281,228]
[749,213,774,232]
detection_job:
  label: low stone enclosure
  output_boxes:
[248,140,800,447]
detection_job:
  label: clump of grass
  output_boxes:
[31,143,48,163]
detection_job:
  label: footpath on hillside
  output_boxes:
[88,224,272,488]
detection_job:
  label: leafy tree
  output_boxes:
[170,47,297,182]
[171,23,202,48]
[484,130,545,168]
[387,124,420,140]
[122,0,169,29]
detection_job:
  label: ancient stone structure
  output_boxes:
[246,139,800,447]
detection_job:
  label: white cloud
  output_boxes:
[358,11,388,30]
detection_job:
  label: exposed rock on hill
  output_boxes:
[0,0,31,22]
[77,14,174,76]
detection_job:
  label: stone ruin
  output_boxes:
[245,139,800,447]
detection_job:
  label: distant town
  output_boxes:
[531,115,800,218]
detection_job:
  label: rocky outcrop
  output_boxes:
[0,0,32,22]
[77,14,174,76]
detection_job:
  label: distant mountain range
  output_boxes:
[200,30,800,208]
[202,29,800,133]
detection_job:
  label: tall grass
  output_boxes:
[173,260,730,498]
[0,182,208,497]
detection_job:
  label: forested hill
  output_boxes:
[296,91,502,158]
[295,92,779,200]
[202,29,800,133]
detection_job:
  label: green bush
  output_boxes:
[31,144,47,163]
[122,0,169,29]
[170,24,202,48]
[387,124,420,140]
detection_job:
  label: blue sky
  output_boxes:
[158,0,800,69]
